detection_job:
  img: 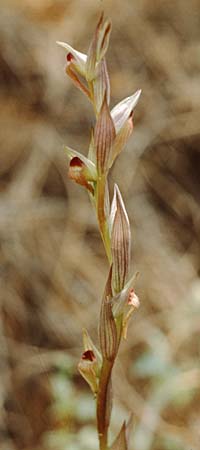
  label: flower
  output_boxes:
[106,90,142,169]
[111,90,142,134]
[78,329,102,395]
[56,41,87,75]
[112,271,140,339]
[56,14,112,104]
[110,184,131,294]
[64,145,97,194]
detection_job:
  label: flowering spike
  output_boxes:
[111,185,131,294]
[111,90,141,133]
[94,94,116,174]
[57,16,142,450]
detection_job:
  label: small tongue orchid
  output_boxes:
[57,13,141,450]
[56,41,87,75]
[111,90,141,133]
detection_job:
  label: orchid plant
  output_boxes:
[57,14,141,450]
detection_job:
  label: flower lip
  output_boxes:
[82,350,96,362]
[66,52,74,62]
[128,289,140,308]
[64,145,97,180]
[70,156,83,167]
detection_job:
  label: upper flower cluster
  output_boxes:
[57,13,141,181]
[57,13,140,354]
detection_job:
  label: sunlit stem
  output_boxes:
[97,316,123,450]
[97,359,113,450]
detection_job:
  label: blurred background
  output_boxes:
[0,1,200,449]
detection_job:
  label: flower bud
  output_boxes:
[99,267,117,361]
[96,15,112,63]
[111,185,131,294]
[93,59,110,113]
[94,94,116,174]
[86,13,112,82]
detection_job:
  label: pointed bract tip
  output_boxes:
[127,89,142,112]
[114,184,129,223]
[133,88,142,105]
[114,183,120,195]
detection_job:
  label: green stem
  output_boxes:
[97,316,123,450]
[94,155,122,450]
[97,359,113,450]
